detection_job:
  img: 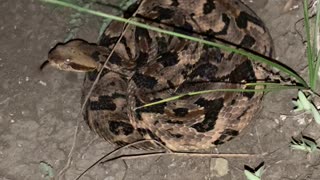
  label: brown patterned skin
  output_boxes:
[47,0,273,151]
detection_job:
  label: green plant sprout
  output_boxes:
[293,90,320,124]
[303,0,320,91]
[39,161,54,180]
[292,0,320,125]
[244,163,264,180]
[290,136,318,153]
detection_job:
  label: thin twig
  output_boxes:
[74,139,161,180]
[74,138,260,180]
[121,160,128,180]
[58,119,80,180]
[102,152,260,163]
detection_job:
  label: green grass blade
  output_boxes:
[313,49,320,89]
[245,82,305,87]
[298,90,312,110]
[312,2,320,90]
[137,85,304,109]
[244,170,260,180]
[303,0,315,88]
[40,0,308,87]
[312,0,320,59]
[245,82,283,86]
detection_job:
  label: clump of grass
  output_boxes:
[293,90,320,123]
[244,162,265,180]
[290,0,320,124]
[304,0,320,91]
[290,136,319,153]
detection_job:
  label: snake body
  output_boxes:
[48,0,273,151]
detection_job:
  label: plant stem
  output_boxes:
[303,0,315,89]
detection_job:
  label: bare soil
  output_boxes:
[1,0,319,179]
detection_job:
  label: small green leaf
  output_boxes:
[39,161,54,179]
[290,144,307,151]
[298,91,312,111]
[293,91,320,124]
[290,137,318,153]
[292,99,304,112]
[244,170,261,180]
[303,137,318,152]
[254,165,264,177]
[244,163,264,180]
[311,105,320,124]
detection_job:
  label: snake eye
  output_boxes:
[64,59,72,65]
[65,58,71,63]
[59,58,71,70]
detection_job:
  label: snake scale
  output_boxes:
[45,0,273,151]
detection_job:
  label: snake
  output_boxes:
[42,0,273,151]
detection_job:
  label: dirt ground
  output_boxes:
[1,0,320,179]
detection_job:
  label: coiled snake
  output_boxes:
[42,0,273,151]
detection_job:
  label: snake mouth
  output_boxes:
[39,59,98,72]
[67,62,97,72]
[40,60,50,71]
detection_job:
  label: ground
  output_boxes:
[1,0,319,179]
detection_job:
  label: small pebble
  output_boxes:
[280,115,287,121]
[297,118,306,125]
[210,158,229,177]
[39,80,47,86]
[104,177,115,180]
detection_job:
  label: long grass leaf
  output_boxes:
[313,49,320,89]
[303,0,315,88]
[312,0,320,59]
[137,86,303,108]
[312,2,320,90]
[245,82,305,88]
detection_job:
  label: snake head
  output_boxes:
[40,40,101,72]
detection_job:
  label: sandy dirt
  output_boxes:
[1,0,320,179]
